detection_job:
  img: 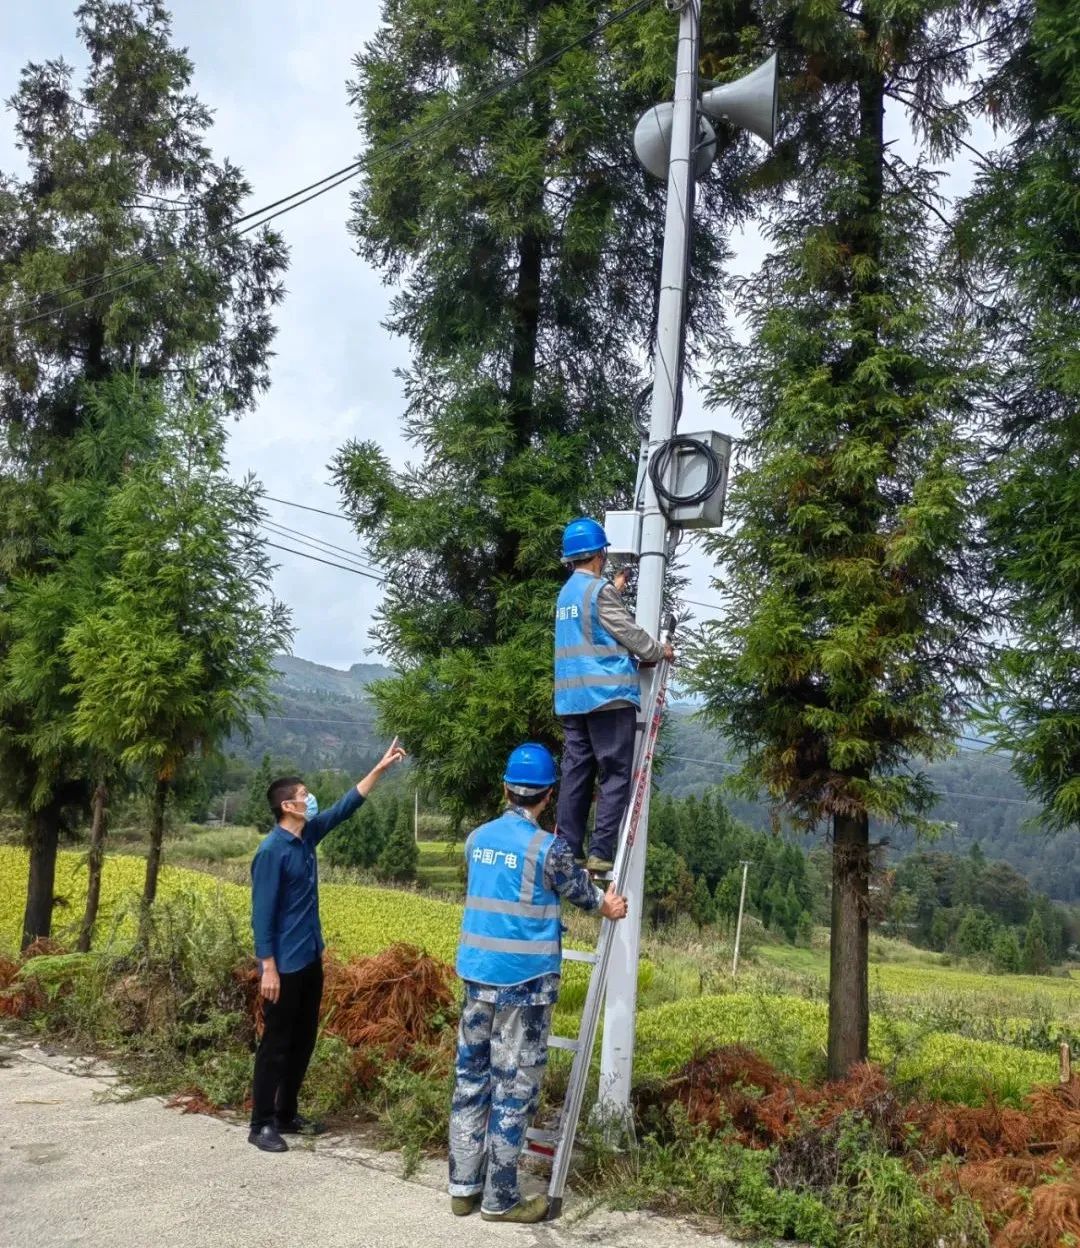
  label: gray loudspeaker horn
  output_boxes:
[633,105,717,181]
[701,52,778,147]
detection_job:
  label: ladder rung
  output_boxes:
[526,1127,560,1144]
[547,1035,581,1052]
[561,948,598,965]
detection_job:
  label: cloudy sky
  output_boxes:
[2,3,986,670]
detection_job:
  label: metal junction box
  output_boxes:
[603,509,643,557]
[666,429,732,530]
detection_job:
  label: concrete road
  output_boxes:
[0,1034,747,1248]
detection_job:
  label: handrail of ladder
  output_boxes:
[545,620,675,1217]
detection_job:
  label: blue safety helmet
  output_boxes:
[561,517,609,561]
[504,742,558,790]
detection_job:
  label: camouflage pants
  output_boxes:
[447,990,555,1212]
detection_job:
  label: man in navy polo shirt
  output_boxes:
[248,737,407,1153]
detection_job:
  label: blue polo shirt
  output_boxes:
[251,787,365,973]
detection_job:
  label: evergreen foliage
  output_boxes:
[378,803,419,883]
[990,927,1021,975]
[333,0,754,824]
[954,906,996,958]
[320,777,405,871]
[645,790,814,938]
[687,0,992,1074]
[962,0,1080,833]
[62,376,290,928]
[242,755,276,836]
[0,0,286,945]
[1022,909,1050,976]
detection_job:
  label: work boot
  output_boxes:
[481,1195,550,1223]
[450,1195,482,1217]
[585,855,614,875]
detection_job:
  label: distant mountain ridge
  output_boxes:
[246,655,1077,901]
[273,654,393,699]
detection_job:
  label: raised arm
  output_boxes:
[305,738,409,846]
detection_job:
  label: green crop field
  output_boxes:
[415,840,464,895]
[0,845,1071,1104]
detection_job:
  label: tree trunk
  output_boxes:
[823,25,885,1083]
[139,777,170,942]
[21,804,61,951]
[827,809,870,1077]
[508,222,542,438]
[77,782,109,953]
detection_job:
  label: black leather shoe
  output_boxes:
[275,1114,327,1136]
[248,1124,288,1152]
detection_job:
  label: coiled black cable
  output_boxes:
[647,434,724,515]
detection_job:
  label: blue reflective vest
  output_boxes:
[456,810,562,986]
[553,570,640,715]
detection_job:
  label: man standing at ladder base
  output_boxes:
[448,743,628,1223]
[554,518,674,873]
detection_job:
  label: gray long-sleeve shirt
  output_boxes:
[596,583,665,664]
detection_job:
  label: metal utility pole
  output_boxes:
[598,0,701,1123]
[732,860,752,976]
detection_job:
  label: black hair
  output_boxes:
[505,784,553,810]
[267,775,305,821]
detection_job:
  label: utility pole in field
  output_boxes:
[732,860,752,976]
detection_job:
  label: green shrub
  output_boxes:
[303,1034,362,1119]
[587,1106,837,1240]
[589,1109,986,1248]
[374,1061,453,1177]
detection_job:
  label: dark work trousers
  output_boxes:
[556,705,638,863]
[250,956,324,1128]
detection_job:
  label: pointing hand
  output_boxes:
[378,736,408,771]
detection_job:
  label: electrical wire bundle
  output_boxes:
[647,432,725,515]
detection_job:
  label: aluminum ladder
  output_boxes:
[525,632,673,1218]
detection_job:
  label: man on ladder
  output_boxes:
[448,743,628,1223]
[554,518,674,873]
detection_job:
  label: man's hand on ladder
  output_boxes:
[599,884,628,921]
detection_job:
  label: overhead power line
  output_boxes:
[5,0,654,329]
[261,520,382,572]
[263,540,384,582]
[264,494,354,522]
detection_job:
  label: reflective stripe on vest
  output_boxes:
[553,571,640,715]
[455,811,563,986]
